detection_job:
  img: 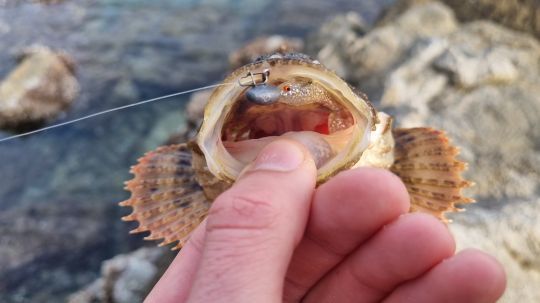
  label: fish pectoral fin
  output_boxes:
[390,127,474,223]
[120,143,211,250]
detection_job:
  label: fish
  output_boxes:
[120,52,473,250]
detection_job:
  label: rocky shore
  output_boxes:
[0,1,391,302]
[309,2,540,302]
[73,2,540,302]
[0,46,79,131]
[1,1,538,302]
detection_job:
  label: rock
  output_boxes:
[378,0,540,39]
[229,35,303,69]
[0,45,79,130]
[382,21,540,201]
[68,247,174,303]
[450,197,540,303]
[308,2,458,100]
[443,0,540,40]
[310,2,540,301]
[305,12,368,79]
[376,0,437,27]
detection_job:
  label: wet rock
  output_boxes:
[0,46,79,130]
[229,35,304,69]
[310,2,540,301]
[68,247,174,303]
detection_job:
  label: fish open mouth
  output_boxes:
[221,93,356,168]
[196,56,376,182]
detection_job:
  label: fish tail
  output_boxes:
[120,144,211,250]
[390,127,474,222]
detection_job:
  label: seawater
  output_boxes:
[0,0,394,301]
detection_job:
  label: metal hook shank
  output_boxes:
[238,69,270,87]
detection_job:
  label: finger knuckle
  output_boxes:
[207,189,280,232]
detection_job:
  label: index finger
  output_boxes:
[186,140,316,302]
[144,220,207,303]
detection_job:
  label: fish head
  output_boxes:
[196,53,377,184]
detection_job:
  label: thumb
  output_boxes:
[187,139,317,303]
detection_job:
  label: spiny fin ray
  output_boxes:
[119,144,211,250]
[391,127,474,222]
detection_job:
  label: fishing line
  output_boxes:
[0,82,232,143]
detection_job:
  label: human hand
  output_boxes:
[145,140,506,303]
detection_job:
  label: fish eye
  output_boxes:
[283,85,291,92]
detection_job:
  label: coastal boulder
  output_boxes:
[68,247,174,303]
[0,46,79,130]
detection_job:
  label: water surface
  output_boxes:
[0,1,393,301]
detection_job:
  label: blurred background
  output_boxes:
[0,0,538,302]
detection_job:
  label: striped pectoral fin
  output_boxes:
[390,127,474,222]
[119,144,211,250]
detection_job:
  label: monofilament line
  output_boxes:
[0,82,231,143]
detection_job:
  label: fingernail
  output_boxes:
[251,140,305,172]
